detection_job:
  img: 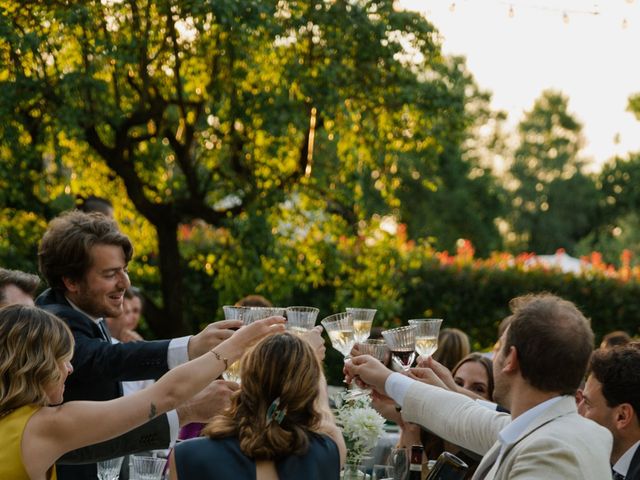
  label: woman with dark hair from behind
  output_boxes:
[170,332,346,480]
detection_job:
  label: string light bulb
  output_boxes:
[562,11,570,24]
[508,4,515,18]
[622,18,629,29]
[449,2,456,12]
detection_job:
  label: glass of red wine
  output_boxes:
[382,325,417,372]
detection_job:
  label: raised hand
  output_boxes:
[188,319,244,360]
[344,354,392,394]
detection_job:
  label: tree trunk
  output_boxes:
[146,219,189,338]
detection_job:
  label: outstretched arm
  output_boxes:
[23,317,285,477]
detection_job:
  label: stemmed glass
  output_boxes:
[243,306,286,325]
[97,456,124,480]
[357,338,390,365]
[345,338,391,400]
[321,312,356,360]
[221,306,286,383]
[382,325,417,372]
[408,318,443,361]
[286,306,320,334]
[346,307,377,343]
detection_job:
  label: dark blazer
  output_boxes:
[627,443,640,480]
[36,288,174,480]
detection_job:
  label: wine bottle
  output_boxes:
[409,444,424,480]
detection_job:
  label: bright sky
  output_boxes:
[400,0,640,170]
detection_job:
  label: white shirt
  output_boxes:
[613,440,640,478]
[66,297,189,446]
[494,396,563,464]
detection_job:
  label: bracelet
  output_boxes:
[210,349,229,370]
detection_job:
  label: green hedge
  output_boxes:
[322,258,640,385]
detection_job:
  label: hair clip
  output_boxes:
[266,397,287,425]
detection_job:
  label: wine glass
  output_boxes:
[346,307,377,343]
[286,306,319,334]
[357,338,390,365]
[408,318,443,361]
[97,456,124,480]
[321,312,356,360]
[222,305,250,322]
[345,338,390,400]
[382,325,416,372]
[243,306,286,325]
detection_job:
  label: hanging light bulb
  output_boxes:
[449,2,456,12]
[508,4,515,18]
[562,11,570,24]
[622,18,629,29]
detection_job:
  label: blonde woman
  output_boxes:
[0,304,285,480]
[170,332,346,480]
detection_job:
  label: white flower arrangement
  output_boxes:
[334,392,386,465]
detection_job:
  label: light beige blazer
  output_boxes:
[402,382,612,479]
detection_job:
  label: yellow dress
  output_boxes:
[0,404,57,480]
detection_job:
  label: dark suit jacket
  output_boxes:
[36,288,174,480]
[627,443,640,480]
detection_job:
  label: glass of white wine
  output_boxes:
[321,312,356,360]
[346,307,377,343]
[286,306,320,334]
[408,318,443,361]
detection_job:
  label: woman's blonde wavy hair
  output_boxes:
[203,332,322,459]
[0,305,74,415]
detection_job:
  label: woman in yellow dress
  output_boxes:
[0,304,285,480]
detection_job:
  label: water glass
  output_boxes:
[372,464,395,480]
[408,318,443,360]
[97,456,124,480]
[387,448,409,480]
[130,455,167,480]
[286,306,319,334]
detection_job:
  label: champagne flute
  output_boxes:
[408,318,442,361]
[382,325,416,372]
[346,307,377,343]
[286,306,319,334]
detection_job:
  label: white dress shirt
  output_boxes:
[613,440,640,478]
[66,297,190,446]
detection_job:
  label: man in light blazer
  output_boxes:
[579,343,640,480]
[347,294,613,479]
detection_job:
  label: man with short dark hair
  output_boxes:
[346,294,613,479]
[0,267,40,307]
[579,344,640,479]
[36,210,244,480]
